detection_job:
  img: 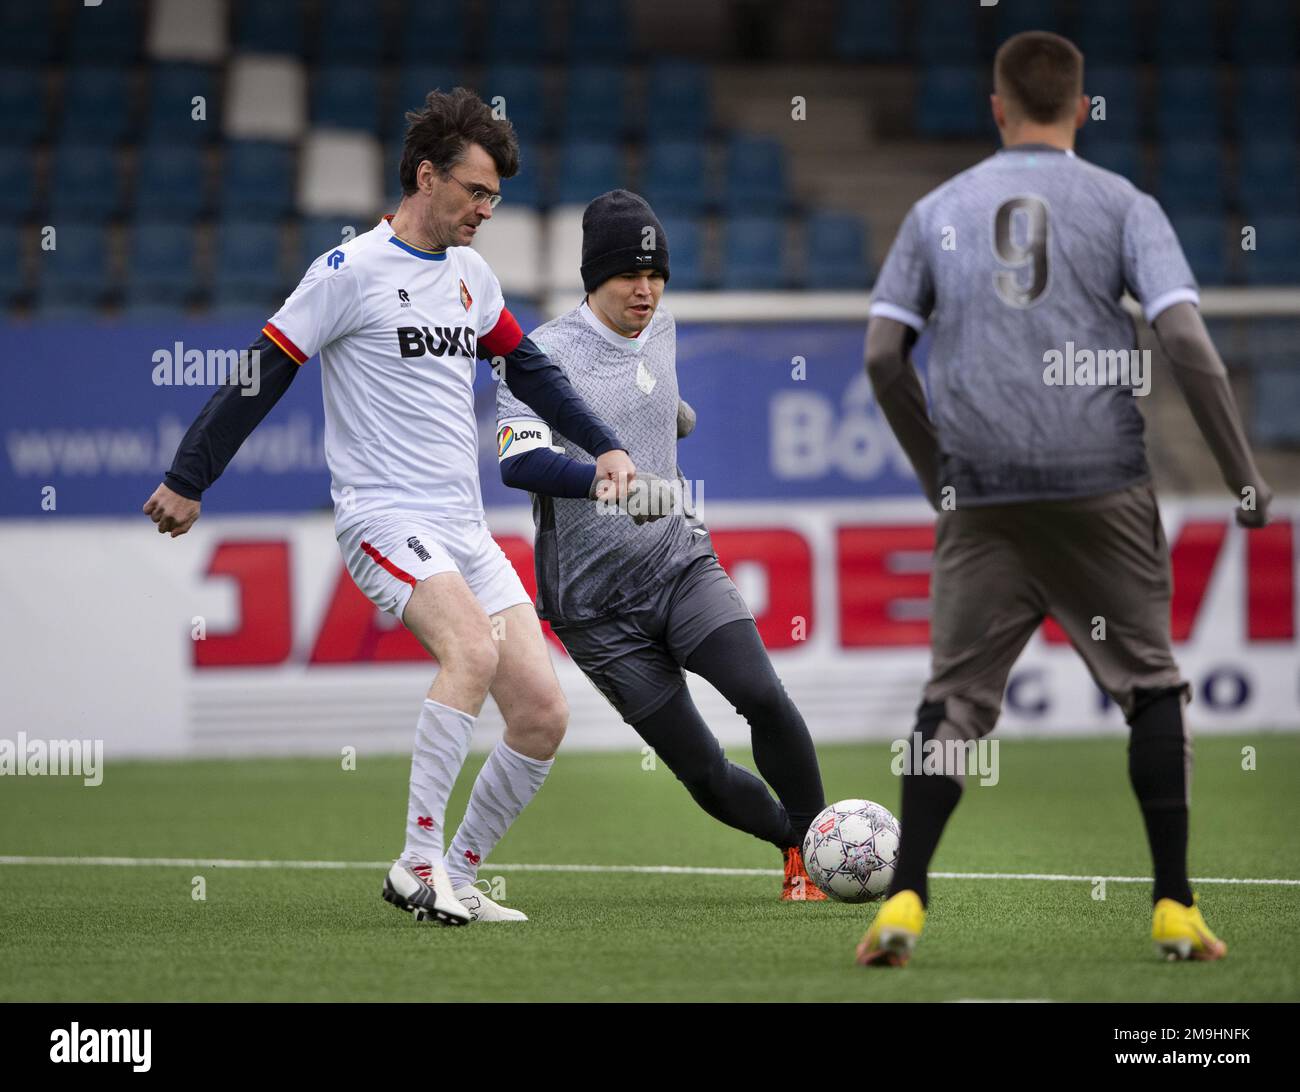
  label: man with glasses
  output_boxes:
[143,88,637,926]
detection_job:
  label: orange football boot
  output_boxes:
[782,846,829,901]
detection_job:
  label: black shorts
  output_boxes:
[552,556,755,724]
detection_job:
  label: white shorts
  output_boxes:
[338,512,531,622]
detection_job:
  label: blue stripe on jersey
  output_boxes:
[388,235,448,261]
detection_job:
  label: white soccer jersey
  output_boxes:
[263,215,520,533]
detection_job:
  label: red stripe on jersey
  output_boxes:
[479,308,523,357]
[360,540,417,586]
[263,322,309,365]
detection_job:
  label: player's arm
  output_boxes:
[865,317,941,509]
[142,331,301,536]
[1151,302,1272,527]
[497,416,598,499]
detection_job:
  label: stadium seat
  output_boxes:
[48,144,122,219]
[316,0,384,62]
[0,223,25,303]
[555,140,626,207]
[397,0,465,62]
[298,216,358,270]
[1157,140,1224,213]
[59,68,135,145]
[0,0,55,63]
[1168,213,1227,286]
[486,0,549,61]
[1231,0,1296,62]
[0,146,35,217]
[835,0,904,60]
[480,65,546,141]
[144,64,219,144]
[915,0,979,62]
[917,67,988,138]
[135,144,208,218]
[392,65,461,140]
[0,68,46,145]
[1240,216,1300,285]
[1154,0,1217,62]
[656,214,705,290]
[544,205,587,293]
[1237,141,1300,217]
[232,0,304,56]
[298,131,384,217]
[564,66,628,140]
[1243,318,1295,368]
[1085,67,1141,140]
[212,219,286,310]
[646,61,712,140]
[126,219,200,306]
[311,66,381,132]
[67,0,142,62]
[641,139,710,215]
[1157,68,1222,142]
[725,135,789,214]
[804,210,870,289]
[34,220,111,307]
[721,215,789,290]
[1074,0,1141,63]
[147,0,227,63]
[470,207,542,297]
[1252,366,1300,446]
[566,0,630,59]
[1077,136,1143,187]
[995,0,1067,41]
[224,55,307,142]
[1237,67,1296,145]
[505,139,544,209]
[221,141,296,218]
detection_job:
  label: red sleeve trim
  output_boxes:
[263,322,309,365]
[479,308,523,357]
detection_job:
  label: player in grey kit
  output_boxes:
[857,31,1273,966]
[495,190,828,899]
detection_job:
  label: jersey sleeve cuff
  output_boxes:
[164,473,202,500]
[1142,287,1200,324]
[479,309,524,358]
[868,300,927,332]
[262,322,309,365]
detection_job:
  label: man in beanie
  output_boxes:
[495,190,828,899]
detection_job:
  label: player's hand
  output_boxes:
[676,399,697,439]
[1235,481,1273,529]
[624,471,676,525]
[594,449,636,502]
[143,482,201,538]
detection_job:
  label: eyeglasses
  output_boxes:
[448,174,502,210]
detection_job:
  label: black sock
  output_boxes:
[1127,686,1194,907]
[887,700,963,908]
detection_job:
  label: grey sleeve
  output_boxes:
[865,316,941,508]
[1151,302,1272,525]
[1122,195,1200,323]
[868,206,933,331]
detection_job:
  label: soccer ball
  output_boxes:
[802,799,900,903]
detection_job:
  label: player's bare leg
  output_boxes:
[381,571,499,925]
[441,603,567,920]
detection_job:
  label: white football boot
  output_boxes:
[382,859,471,926]
[454,881,528,922]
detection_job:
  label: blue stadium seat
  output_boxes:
[486,0,548,61]
[316,0,384,62]
[641,140,710,215]
[1075,0,1141,63]
[1154,0,1217,62]
[1252,366,1300,445]
[721,215,789,290]
[725,135,788,214]
[59,68,134,144]
[221,142,296,218]
[1237,67,1296,145]
[35,221,111,307]
[126,220,200,306]
[67,0,142,62]
[805,210,870,289]
[995,0,1067,41]
[233,0,304,56]
[1077,135,1143,187]
[0,68,45,145]
[392,65,461,139]
[555,141,625,206]
[915,0,979,62]
[1240,216,1300,285]
[1085,67,1140,140]
[646,61,711,140]
[1168,213,1227,285]
[835,0,904,60]
[0,0,55,63]
[135,144,207,219]
[0,224,25,303]
[299,216,358,269]
[917,67,988,138]
[398,0,464,61]
[1231,0,1296,62]
[1157,68,1222,142]
[656,214,704,290]
[1243,318,1295,368]
[48,144,122,219]
[567,0,630,59]
[312,66,381,131]
[0,146,34,217]
[564,66,628,140]
[505,139,543,208]
[1157,140,1225,213]
[212,219,286,309]
[1237,141,1300,217]
[480,65,546,141]
[145,64,219,144]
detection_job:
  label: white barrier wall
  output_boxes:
[0,498,1295,758]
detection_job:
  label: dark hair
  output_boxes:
[399,86,520,196]
[993,31,1084,124]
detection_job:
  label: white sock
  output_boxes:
[444,740,554,888]
[401,699,476,865]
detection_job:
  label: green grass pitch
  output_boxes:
[1,735,1297,1002]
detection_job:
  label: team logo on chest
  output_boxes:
[459,278,473,311]
[636,357,657,394]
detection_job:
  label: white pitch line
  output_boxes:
[0,856,1297,885]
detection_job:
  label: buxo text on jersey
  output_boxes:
[396,325,477,360]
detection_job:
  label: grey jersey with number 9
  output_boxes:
[869,145,1198,504]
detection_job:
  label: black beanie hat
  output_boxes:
[580,189,670,292]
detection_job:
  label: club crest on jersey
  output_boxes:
[459,278,473,311]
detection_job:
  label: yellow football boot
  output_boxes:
[1152,894,1228,962]
[855,890,926,967]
